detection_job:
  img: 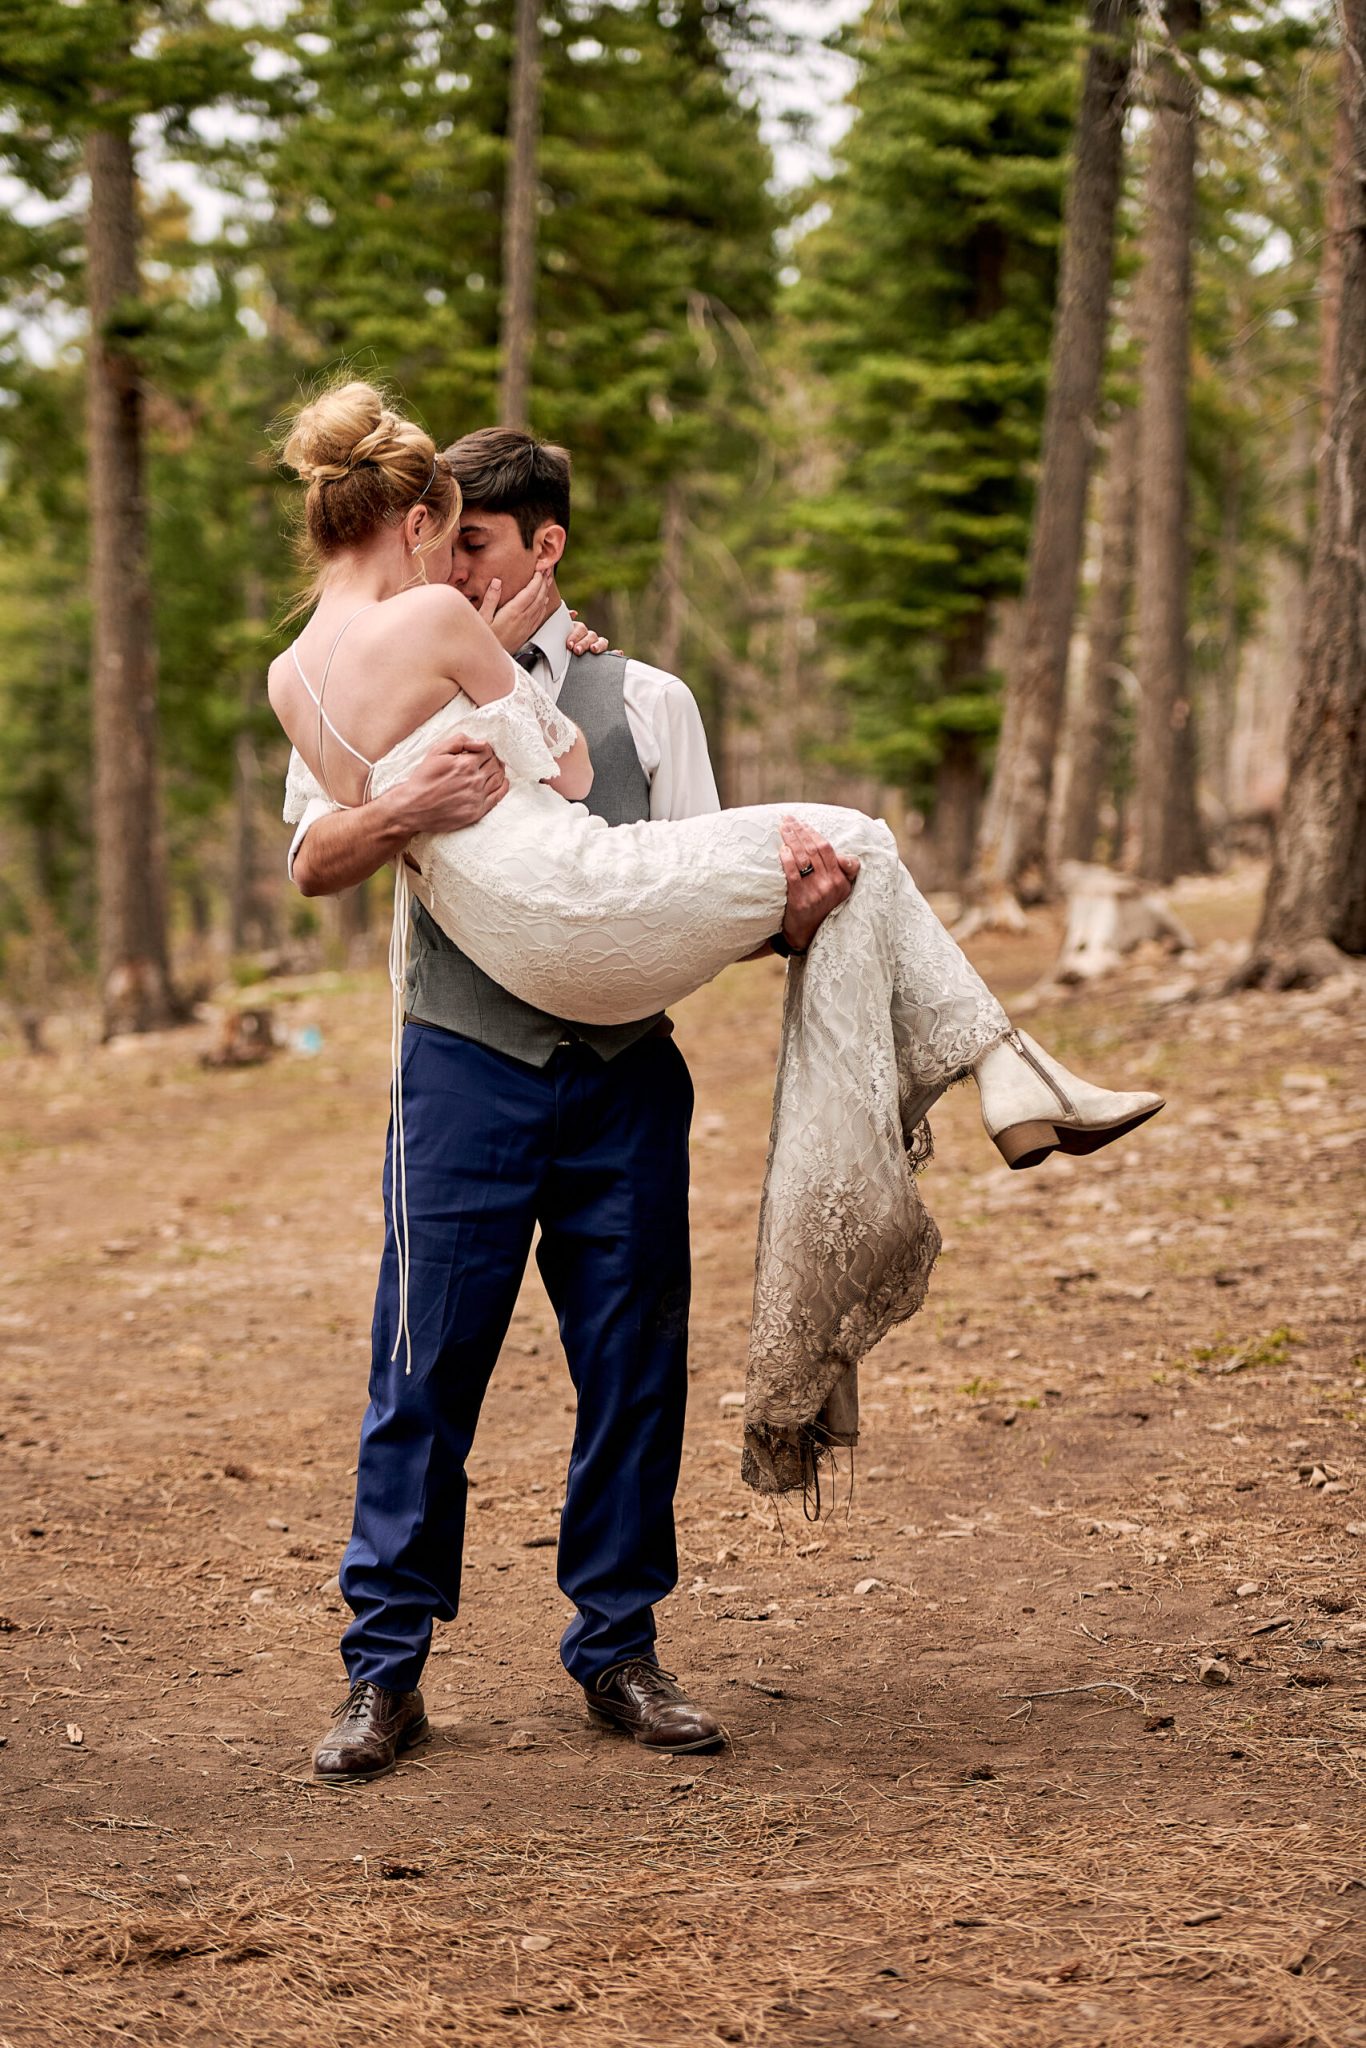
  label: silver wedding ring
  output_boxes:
[798,862,815,877]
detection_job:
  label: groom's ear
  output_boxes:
[534,521,567,571]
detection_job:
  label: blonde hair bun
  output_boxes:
[275,375,460,602]
[282,379,427,487]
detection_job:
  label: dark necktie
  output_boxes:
[513,644,540,675]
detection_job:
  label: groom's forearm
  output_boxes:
[293,797,411,898]
[293,738,513,896]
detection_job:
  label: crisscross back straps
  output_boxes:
[290,603,380,807]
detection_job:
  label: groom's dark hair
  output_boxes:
[442,428,572,547]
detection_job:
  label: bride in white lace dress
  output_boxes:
[271,385,1163,1497]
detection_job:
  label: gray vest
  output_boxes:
[405,651,661,1065]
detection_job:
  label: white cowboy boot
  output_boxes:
[973,1029,1165,1171]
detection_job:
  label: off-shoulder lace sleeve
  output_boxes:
[448,665,581,787]
[283,747,330,824]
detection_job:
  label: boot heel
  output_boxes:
[993,1119,1058,1170]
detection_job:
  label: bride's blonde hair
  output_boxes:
[276,377,461,612]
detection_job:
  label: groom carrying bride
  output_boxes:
[284,427,854,1783]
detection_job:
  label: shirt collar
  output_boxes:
[527,600,574,694]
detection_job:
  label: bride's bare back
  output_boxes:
[268,583,516,807]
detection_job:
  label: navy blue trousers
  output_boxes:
[339,1022,693,1692]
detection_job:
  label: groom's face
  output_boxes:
[447,509,540,606]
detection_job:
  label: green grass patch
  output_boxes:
[1187,1324,1301,1375]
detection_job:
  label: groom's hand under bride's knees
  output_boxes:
[744,819,859,960]
[292,737,509,898]
[778,819,859,953]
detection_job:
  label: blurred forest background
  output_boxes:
[1,0,1363,1038]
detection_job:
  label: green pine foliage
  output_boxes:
[0,358,90,952]
[242,0,782,610]
[0,0,784,966]
[792,0,1080,801]
[0,0,1345,985]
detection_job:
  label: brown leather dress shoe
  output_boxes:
[584,1660,725,1753]
[313,1681,429,1785]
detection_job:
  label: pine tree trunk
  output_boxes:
[1206,457,1241,818]
[498,0,542,430]
[85,112,177,1036]
[1132,0,1207,885]
[929,618,991,893]
[229,732,268,953]
[337,882,372,958]
[924,736,985,896]
[973,0,1135,903]
[1319,90,1354,419]
[1237,9,1366,986]
[230,553,271,954]
[1228,406,1310,820]
[1058,403,1139,863]
[1166,703,1206,875]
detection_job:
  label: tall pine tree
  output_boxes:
[971,0,1136,909]
[0,0,268,1031]
[793,0,1078,882]
[1236,0,1366,985]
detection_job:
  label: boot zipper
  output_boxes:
[1007,1030,1078,1121]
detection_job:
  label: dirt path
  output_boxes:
[2,872,1364,2048]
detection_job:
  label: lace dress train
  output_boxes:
[737,838,1010,1494]
[285,668,1009,1493]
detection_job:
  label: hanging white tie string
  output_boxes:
[290,603,415,1376]
[387,858,415,1376]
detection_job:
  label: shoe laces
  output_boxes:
[333,1679,379,1720]
[610,1659,680,1698]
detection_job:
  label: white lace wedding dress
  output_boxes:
[285,665,1010,1496]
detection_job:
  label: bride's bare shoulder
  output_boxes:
[377,583,476,644]
[265,648,298,728]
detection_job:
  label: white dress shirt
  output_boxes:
[284,601,719,873]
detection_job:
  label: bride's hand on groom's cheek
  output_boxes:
[476,568,610,657]
[478,565,563,651]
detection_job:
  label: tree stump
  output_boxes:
[201,1007,277,1070]
[1051,863,1195,983]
